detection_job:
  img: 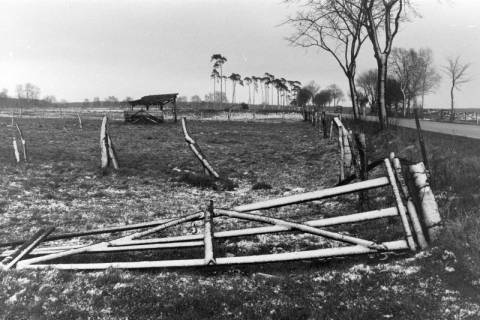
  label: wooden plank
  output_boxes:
[216,209,386,250]
[384,159,417,251]
[18,240,408,270]
[2,227,55,270]
[233,177,390,212]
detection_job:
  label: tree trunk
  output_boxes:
[450,84,455,122]
[220,67,223,107]
[376,55,388,129]
[213,78,216,103]
[347,76,358,120]
[401,89,406,117]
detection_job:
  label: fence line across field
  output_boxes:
[0,105,442,271]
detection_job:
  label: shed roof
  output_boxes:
[128,93,178,106]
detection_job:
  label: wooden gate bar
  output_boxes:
[17,243,109,268]
[384,159,416,251]
[18,240,408,270]
[216,209,386,250]
[2,241,205,256]
[118,207,399,246]
[233,177,390,212]
[0,218,172,248]
[110,212,204,244]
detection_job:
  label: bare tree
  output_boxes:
[417,48,441,112]
[24,83,40,100]
[327,84,344,106]
[0,88,8,98]
[191,95,202,103]
[390,47,417,116]
[16,84,25,99]
[314,89,332,108]
[357,69,377,111]
[443,56,471,121]
[390,47,440,116]
[286,0,368,119]
[228,73,243,104]
[44,95,57,104]
[362,0,409,128]
[210,69,220,103]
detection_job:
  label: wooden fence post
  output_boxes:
[408,162,442,242]
[322,112,328,138]
[338,127,345,182]
[204,200,216,265]
[77,113,83,129]
[354,133,368,207]
[329,120,333,141]
[100,115,119,172]
[414,109,430,174]
[173,100,178,123]
[15,123,27,162]
[12,137,20,163]
[181,117,220,179]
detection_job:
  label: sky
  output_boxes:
[0,0,479,108]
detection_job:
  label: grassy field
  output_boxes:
[0,116,479,319]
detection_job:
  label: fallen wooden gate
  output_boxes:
[0,157,438,270]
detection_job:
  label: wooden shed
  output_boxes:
[125,93,178,123]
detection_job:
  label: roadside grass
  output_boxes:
[0,116,478,319]
[345,118,480,288]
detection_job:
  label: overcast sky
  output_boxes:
[0,0,479,108]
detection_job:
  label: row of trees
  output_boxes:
[0,84,65,105]
[210,54,303,108]
[287,0,471,127]
[297,82,346,109]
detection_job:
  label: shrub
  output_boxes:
[178,173,217,189]
[252,181,272,190]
